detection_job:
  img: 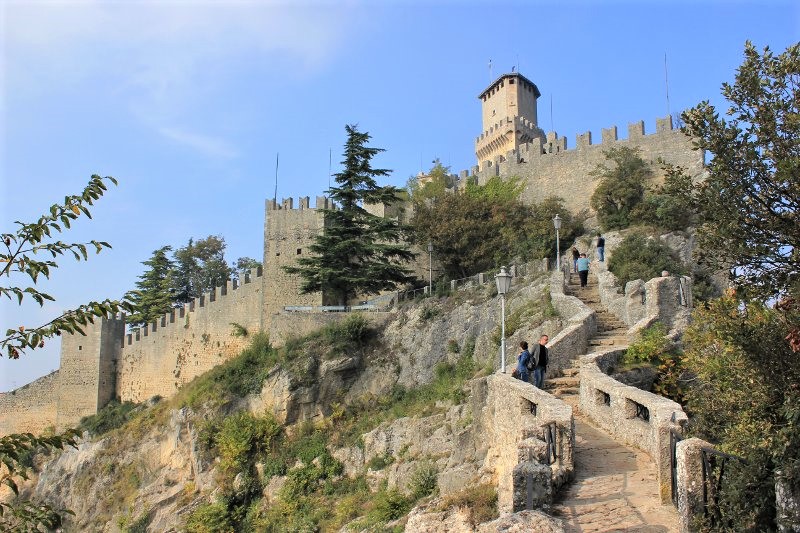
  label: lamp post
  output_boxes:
[495,266,512,373]
[427,241,434,294]
[553,214,562,272]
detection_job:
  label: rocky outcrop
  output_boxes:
[405,504,565,533]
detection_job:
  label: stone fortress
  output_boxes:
[0,71,703,437]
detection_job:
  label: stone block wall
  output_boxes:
[117,270,263,403]
[460,117,704,214]
[481,373,574,513]
[57,316,125,430]
[0,371,60,435]
[262,197,327,322]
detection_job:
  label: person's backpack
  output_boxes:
[526,351,537,371]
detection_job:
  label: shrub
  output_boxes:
[409,461,438,500]
[440,483,498,526]
[623,322,670,365]
[366,453,395,471]
[79,400,141,437]
[322,313,373,350]
[178,333,277,408]
[184,502,234,533]
[369,489,411,522]
[607,232,684,287]
[683,294,800,530]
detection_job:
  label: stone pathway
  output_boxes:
[549,272,678,532]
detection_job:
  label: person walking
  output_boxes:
[577,253,590,288]
[515,341,532,383]
[571,247,580,273]
[532,334,549,389]
[596,234,605,262]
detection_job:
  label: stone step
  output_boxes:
[561,368,580,377]
[546,375,580,388]
[551,387,579,398]
[588,338,625,346]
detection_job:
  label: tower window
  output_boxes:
[509,79,515,84]
[78,346,82,351]
[276,252,281,257]
[296,248,302,255]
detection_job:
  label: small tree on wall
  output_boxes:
[589,146,652,230]
[284,124,415,305]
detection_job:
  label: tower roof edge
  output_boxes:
[478,72,541,99]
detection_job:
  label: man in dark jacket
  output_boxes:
[532,334,549,388]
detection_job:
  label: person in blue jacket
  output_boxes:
[516,341,532,382]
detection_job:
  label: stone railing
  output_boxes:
[546,270,597,375]
[579,347,688,504]
[479,373,574,514]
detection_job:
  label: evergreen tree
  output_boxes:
[285,124,415,305]
[125,246,175,329]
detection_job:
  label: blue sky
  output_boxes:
[1,0,798,391]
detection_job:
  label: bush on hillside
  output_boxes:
[79,400,141,437]
[683,294,800,530]
[607,233,684,288]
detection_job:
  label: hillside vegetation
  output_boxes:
[18,271,557,532]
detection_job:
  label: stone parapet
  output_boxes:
[547,271,597,374]
[481,373,574,514]
[580,347,688,503]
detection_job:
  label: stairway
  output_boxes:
[545,272,627,398]
[546,271,678,531]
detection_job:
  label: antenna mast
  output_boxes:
[664,52,671,117]
[273,153,279,202]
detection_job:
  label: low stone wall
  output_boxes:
[481,373,574,513]
[593,237,693,336]
[547,271,596,375]
[0,371,60,436]
[580,347,687,503]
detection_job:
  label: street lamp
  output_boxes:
[495,266,512,373]
[552,214,562,272]
[427,241,434,294]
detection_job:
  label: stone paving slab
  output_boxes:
[552,403,678,533]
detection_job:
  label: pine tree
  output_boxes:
[125,246,175,329]
[285,124,415,305]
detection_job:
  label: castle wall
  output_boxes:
[262,197,327,324]
[463,117,704,214]
[56,316,125,430]
[116,270,262,403]
[0,371,60,435]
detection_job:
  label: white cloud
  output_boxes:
[158,125,239,158]
[2,0,360,155]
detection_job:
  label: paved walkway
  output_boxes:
[549,272,678,532]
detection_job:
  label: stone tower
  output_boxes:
[55,316,125,429]
[475,72,546,165]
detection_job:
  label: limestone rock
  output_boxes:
[477,510,566,532]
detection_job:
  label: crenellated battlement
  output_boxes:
[463,115,702,214]
[123,267,263,348]
[266,196,335,212]
[476,115,541,143]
